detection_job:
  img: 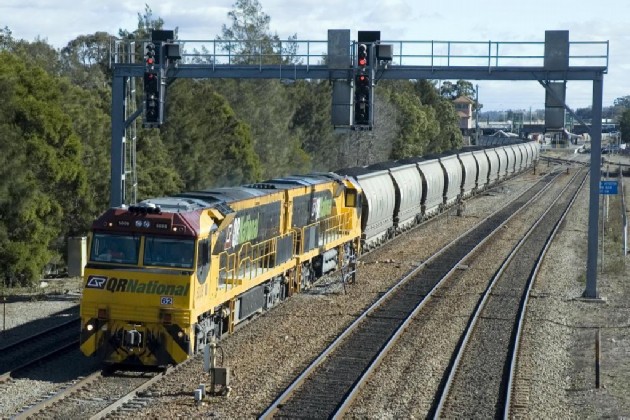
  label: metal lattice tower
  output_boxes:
[112,40,138,206]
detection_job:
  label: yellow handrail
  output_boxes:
[218,231,296,286]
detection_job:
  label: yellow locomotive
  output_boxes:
[80,174,362,367]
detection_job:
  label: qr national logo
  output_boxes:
[86,275,107,289]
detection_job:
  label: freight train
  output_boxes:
[80,140,539,367]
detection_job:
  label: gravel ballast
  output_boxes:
[3,151,630,419]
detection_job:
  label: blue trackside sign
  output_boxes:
[600,180,618,195]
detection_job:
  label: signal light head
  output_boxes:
[358,43,368,67]
[146,57,154,65]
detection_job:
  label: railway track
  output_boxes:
[9,369,160,419]
[0,318,81,382]
[10,356,197,419]
[432,168,588,419]
[259,170,563,419]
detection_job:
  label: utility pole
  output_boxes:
[475,84,480,145]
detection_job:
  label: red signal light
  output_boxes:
[359,58,367,66]
[147,57,154,65]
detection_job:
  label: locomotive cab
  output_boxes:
[80,203,207,368]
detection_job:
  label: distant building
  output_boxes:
[453,96,474,130]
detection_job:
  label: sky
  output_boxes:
[2,0,629,111]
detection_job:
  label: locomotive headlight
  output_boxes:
[135,220,143,228]
[86,323,94,331]
[177,331,184,338]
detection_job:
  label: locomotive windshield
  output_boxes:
[143,236,195,269]
[90,233,140,264]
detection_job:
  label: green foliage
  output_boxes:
[218,0,298,65]
[0,26,14,50]
[613,95,630,109]
[118,4,166,40]
[135,132,183,200]
[0,4,470,285]
[0,51,88,285]
[386,90,439,159]
[161,80,261,189]
[288,80,342,170]
[377,80,463,159]
[8,38,63,76]
[213,79,311,178]
[415,81,463,152]
[58,78,111,218]
[439,80,478,108]
[60,32,113,88]
[619,109,630,143]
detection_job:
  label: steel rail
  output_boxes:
[88,371,165,420]
[433,168,585,418]
[0,339,79,383]
[12,371,103,420]
[334,170,570,419]
[88,355,198,420]
[503,170,589,419]
[0,317,80,352]
[260,170,561,419]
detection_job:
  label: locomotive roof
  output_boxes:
[247,174,332,189]
[178,186,275,203]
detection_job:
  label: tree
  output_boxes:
[0,52,88,285]
[415,80,463,151]
[118,4,166,40]
[455,80,475,99]
[161,80,261,189]
[613,95,630,109]
[135,132,183,200]
[385,89,440,159]
[619,109,630,143]
[0,26,14,50]
[439,80,476,102]
[288,80,340,170]
[213,1,308,178]
[8,38,63,76]
[217,0,298,65]
[61,32,113,88]
[59,78,112,216]
[440,81,456,99]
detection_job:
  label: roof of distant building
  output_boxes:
[453,96,475,104]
